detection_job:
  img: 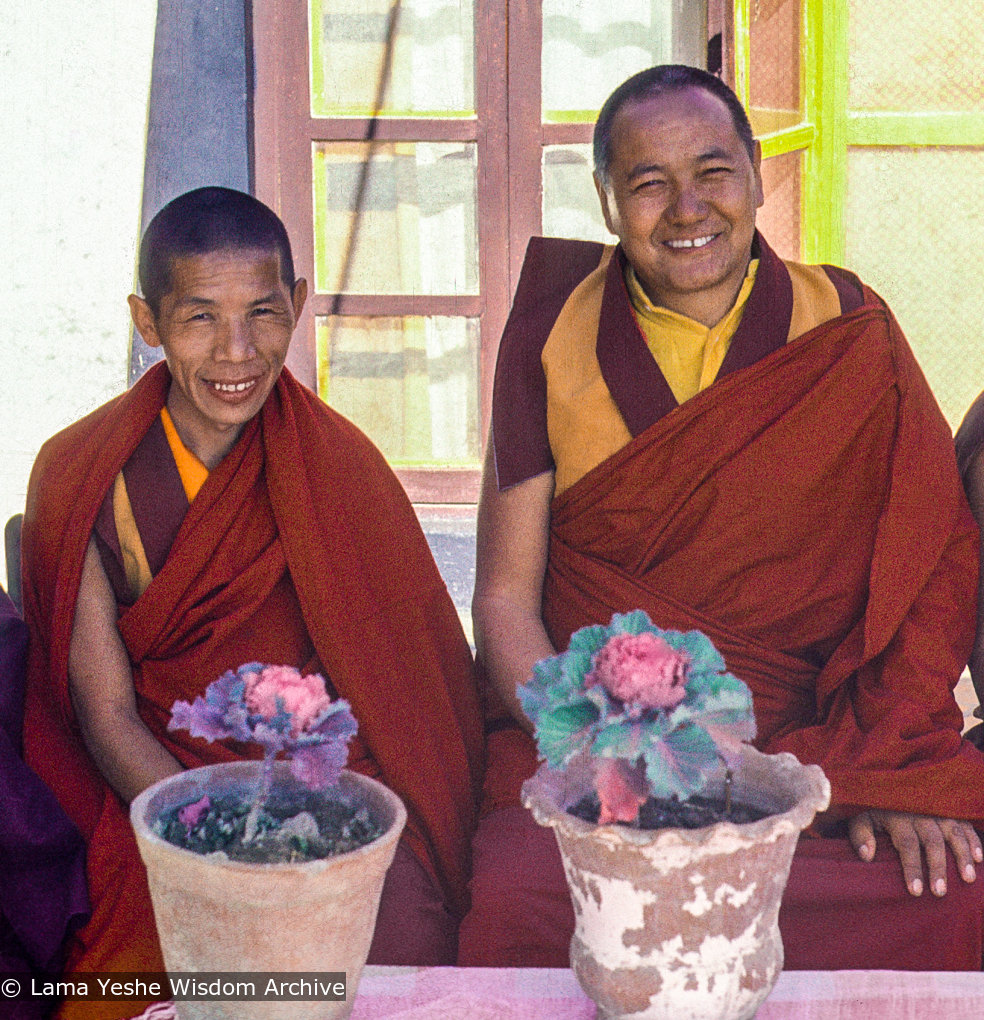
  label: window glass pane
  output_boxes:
[313,141,479,295]
[849,0,982,112]
[757,149,801,261]
[541,0,671,122]
[748,0,801,133]
[310,0,475,117]
[317,315,481,464]
[845,147,984,429]
[542,144,615,243]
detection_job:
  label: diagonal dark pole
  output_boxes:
[329,0,404,318]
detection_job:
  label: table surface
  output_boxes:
[131,966,984,1019]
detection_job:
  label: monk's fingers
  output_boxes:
[849,811,980,896]
[876,812,929,896]
[937,819,982,884]
[967,823,984,865]
[847,812,876,862]
[908,817,950,897]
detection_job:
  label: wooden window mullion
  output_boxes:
[309,119,480,143]
[254,0,318,387]
[506,0,544,297]
[541,124,593,145]
[475,0,510,440]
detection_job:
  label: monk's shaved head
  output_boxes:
[594,65,755,187]
[138,187,296,316]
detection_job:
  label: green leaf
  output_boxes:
[685,634,727,675]
[558,648,596,691]
[642,723,720,800]
[609,610,652,636]
[531,653,565,685]
[695,690,758,745]
[566,623,610,657]
[590,719,642,760]
[535,701,600,768]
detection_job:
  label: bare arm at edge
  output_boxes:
[68,537,183,803]
[961,449,984,705]
[472,435,557,735]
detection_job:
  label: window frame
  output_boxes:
[254,0,520,502]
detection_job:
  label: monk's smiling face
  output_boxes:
[128,249,307,469]
[595,86,763,328]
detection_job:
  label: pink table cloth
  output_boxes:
[131,966,984,1019]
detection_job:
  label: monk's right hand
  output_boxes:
[848,809,982,898]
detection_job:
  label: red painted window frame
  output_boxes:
[254,0,544,503]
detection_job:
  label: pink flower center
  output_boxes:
[586,632,689,710]
[243,666,332,735]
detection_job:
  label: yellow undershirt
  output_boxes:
[160,406,210,502]
[626,259,760,405]
[542,250,846,497]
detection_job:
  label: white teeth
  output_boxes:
[212,381,254,392]
[667,235,715,249]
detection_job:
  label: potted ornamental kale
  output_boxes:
[130,664,407,1020]
[519,612,830,1020]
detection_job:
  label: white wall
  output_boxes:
[0,0,156,585]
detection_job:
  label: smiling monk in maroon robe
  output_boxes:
[22,188,483,1019]
[459,66,984,972]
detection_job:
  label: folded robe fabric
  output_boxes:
[21,363,483,1014]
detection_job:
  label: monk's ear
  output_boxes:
[594,174,619,237]
[128,294,162,348]
[290,278,308,324]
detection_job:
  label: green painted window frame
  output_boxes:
[733,0,984,267]
[732,0,846,265]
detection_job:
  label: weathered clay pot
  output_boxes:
[131,762,407,1020]
[522,745,830,1020]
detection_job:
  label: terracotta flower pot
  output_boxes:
[130,762,407,1020]
[522,745,830,1020]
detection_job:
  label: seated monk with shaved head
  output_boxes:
[22,187,482,1018]
[458,65,984,970]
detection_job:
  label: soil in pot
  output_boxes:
[568,790,769,830]
[154,786,385,864]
